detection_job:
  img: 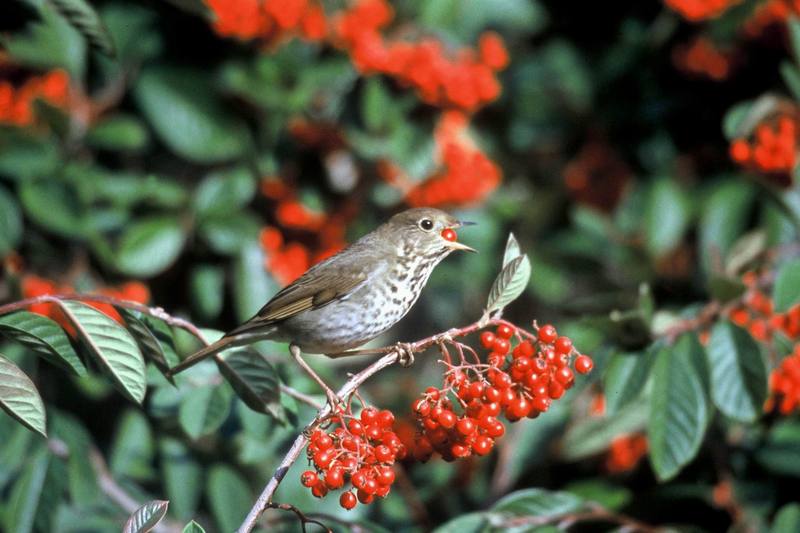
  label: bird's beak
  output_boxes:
[447,240,477,253]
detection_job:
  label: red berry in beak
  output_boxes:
[441,228,457,242]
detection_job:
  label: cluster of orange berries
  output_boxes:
[730,115,798,181]
[663,0,736,22]
[728,274,800,342]
[333,0,507,111]
[204,0,325,42]
[21,275,150,330]
[743,0,800,38]
[301,407,405,510]
[672,37,732,81]
[409,323,593,462]
[767,345,800,414]
[258,178,350,285]
[0,69,70,126]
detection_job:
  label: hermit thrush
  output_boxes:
[168,208,475,402]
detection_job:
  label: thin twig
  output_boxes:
[280,384,323,409]
[500,502,662,532]
[266,502,333,533]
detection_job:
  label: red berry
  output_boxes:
[539,324,557,343]
[313,450,333,469]
[507,396,531,419]
[378,410,395,428]
[468,380,485,399]
[548,381,565,399]
[412,398,430,417]
[374,445,394,463]
[360,407,378,425]
[375,484,390,497]
[496,324,514,339]
[491,371,512,389]
[301,471,318,487]
[575,355,594,374]
[364,477,378,495]
[487,420,505,438]
[513,341,534,358]
[342,436,358,451]
[483,386,501,403]
[365,424,381,440]
[493,338,510,355]
[340,491,357,510]
[424,386,440,400]
[480,331,496,349]
[311,480,328,498]
[451,443,471,457]
[376,466,395,486]
[481,401,501,417]
[472,435,494,456]
[438,409,457,428]
[555,366,574,386]
[441,228,457,242]
[532,396,551,412]
[351,470,368,489]
[347,419,364,435]
[512,357,532,374]
[315,433,333,450]
[325,467,344,489]
[456,417,477,436]
[357,489,374,504]
[554,336,573,354]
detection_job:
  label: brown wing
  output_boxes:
[224,265,370,337]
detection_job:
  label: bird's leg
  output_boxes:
[289,344,343,411]
[327,342,416,366]
[394,342,415,367]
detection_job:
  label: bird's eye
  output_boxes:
[419,219,434,231]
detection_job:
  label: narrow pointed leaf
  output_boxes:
[707,321,767,422]
[502,232,522,267]
[117,308,174,382]
[56,301,146,403]
[182,521,206,533]
[123,500,169,533]
[0,354,47,437]
[492,488,584,517]
[648,344,708,481]
[485,254,531,314]
[773,259,800,312]
[0,311,85,376]
[49,0,116,56]
[4,448,50,533]
[178,385,231,439]
[215,348,282,420]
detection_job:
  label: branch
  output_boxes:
[237,318,500,533]
[499,502,663,532]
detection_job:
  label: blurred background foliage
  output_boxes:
[2,0,800,531]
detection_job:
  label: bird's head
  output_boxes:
[387,207,477,257]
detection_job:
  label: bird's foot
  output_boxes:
[394,342,415,367]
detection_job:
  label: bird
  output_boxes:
[167,207,475,405]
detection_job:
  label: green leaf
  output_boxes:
[109,410,155,481]
[123,500,169,533]
[182,521,206,533]
[0,187,22,255]
[2,0,87,78]
[756,420,800,477]
[485,254,532,314]
[0,130,60,180]
[0,311,85,376]
[50,412,98,505]
[361,78,394,132]
[773,503,800,533]
[117,309,174,381]
[502,232,523,267]
[781,62,800,103]
[116,216,186,278]
[159,438,203,521]
[198,212,261,255]
[206,464,251,533]
[562,401,648,460]
[773,259,800,312]
[699,181,755,274]
[134,66,250,163]
[707,321,767,422]
[603,349,656,414]
[233,243,278,322]
[49,0,116,56]
[725,230,767,277]
[648,343,708,481]
[86,114,149,152]
[19,179,86,238]
[430,512,490,533]
[644,178,690,257]
[788,16,800,65]
[3,448,50,533]
[178,385,232,440]
[0,354,47,437]
[492,488,584,517]
[57,301,146,403]
[216,348,282,419]
[193,167,256,216]
[190,265,225,321]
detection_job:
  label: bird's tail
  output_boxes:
[167,335,238,377]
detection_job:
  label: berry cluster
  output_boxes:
[301,407,406,510]
[727,272,800,342]
[663,0,735,22]
[672,36,732,81]
[258,179,353,285]
[409,323,593,462]
[0,69,70,126]
[21,275,150,333]
[766,345,800,414]
[730,115,798,183]
[743,0,800,38]
[204,0,326,42]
